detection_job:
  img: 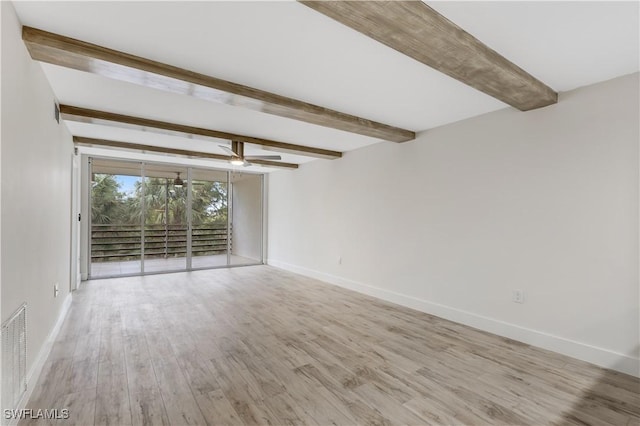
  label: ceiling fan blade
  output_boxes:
[244,155,282,160]
[218,145,240,157]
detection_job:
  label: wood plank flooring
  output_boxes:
[22,266,639,425]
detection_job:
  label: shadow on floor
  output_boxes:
[557,348,639,425]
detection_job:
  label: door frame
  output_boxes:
[84,155,264,279]
[70,152,81,290]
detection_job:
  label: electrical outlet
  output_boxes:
[512,289,524,304]
[54,283,59,298]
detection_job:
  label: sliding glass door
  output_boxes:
[143,165,188,274]
[88,158,261,278]
[191,169,229,269]
[90,159,143,278]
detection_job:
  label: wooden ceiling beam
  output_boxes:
[23,26,415,142]
[300,1,557,111]
[74,136,299,169]
[60,105,341,160]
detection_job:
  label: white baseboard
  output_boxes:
[267,259,639,377]
[9,293,73,426]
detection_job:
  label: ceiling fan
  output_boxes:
[147,172,205,187]
[173,172,184,187]
[218,141,281,166]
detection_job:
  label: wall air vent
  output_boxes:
[1,304,27,414]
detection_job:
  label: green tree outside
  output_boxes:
[91,174,229,261]
[91,175,227,225]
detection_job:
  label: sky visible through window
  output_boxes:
[116,175,139,198]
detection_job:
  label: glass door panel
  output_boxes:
[88,159,264,278]
[90,159,143,278]
[143,166,188,273]
[191,169,229,269]
[229,172,263,266]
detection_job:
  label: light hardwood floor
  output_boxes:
[22,266,639,425]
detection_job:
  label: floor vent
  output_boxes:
[2,304,27,412]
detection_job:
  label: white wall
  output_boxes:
[232,174,263,261]
[1,0,73,383]
[268,73,640,376]
[0,2,4,410]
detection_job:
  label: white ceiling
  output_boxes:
[13,1,639,172]
[428,1,640,92]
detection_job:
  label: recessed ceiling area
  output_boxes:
[13,1,639,172]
